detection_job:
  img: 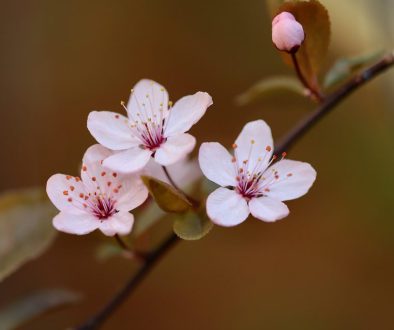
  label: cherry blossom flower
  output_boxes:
[87,79,213,173]
[46,144,148,236]
[199,120,316,226]
[272,11,305,53]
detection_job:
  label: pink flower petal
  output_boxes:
[206,187,249,227]
[263,159,316,201]
[115,177,149,210]
[82,144,113,165]
[249,196,289,222]
[99,212,134,236]
[126,79,169,120]
[103,147,152,173]
[154,133,196,166]
[53,211,99,235]
[87,111,138,150]
[234,120,273,172]
[198,142,237,187]
[46,174,86,212]
[164,92,212,137]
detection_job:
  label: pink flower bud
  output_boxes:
[272,12,305,53]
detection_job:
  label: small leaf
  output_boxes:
[173,211,214,241]
[0,188,57,282]
[0,289,81,330]
[323,51,384,88]
[278,0,331,88]
[141,176,192,213]
[236,75,305,105]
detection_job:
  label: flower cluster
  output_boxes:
[47,76,316,237]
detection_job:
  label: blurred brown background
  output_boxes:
[1,0,394,329]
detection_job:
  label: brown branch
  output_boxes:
[290,52,324,102]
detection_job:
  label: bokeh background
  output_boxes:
[1,0,394,329]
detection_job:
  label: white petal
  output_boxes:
[249,196,289,222]
[164,92,213,136]
[46,174,86,212]
[206,187,249,227]
[115,176,149,210]
[53,211,99,235]
[235,120,273,171]
[264,159,317,201]
[103,147,152,173]
[154,133,196,166]
[99,212,134,236]
[127,79,169,120]
[198,142,237,187]
[82,144,113,165]
[87,111,138,150]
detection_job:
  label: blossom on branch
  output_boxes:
[199,120,316,226]
[87,79,213,173]
[46,145,148,236]
[272,11,305,53]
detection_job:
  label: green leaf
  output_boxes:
[0,289,81,329]
[236,75,304,105]
[278,0,331,88]
[173,211,214,241]
[323,51,384,89]
[141,176,192,213]
[0,188,57,282]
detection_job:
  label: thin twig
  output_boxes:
[290,52,324,102]
[75,51,394,330]
[114,234,130,251]
[75,233,179,330]
[162,165,199,207]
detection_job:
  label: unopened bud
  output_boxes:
[272,12,305,53]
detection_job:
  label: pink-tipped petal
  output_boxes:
[264,159,316,201]
[206,187,249,227]
[249,196,289,222]
[99,212,134,236]
[53,211,99,235]
[103,147,152,173]
[164,92,213,137]
[198,142,237,187]
[154,133,196,166]
[87,111,138,150]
